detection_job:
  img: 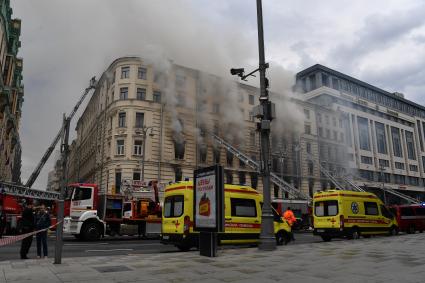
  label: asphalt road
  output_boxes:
[0,232,320,261]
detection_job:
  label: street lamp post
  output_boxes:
[230,0,275,250]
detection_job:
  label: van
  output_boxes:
[389,204,425,234]
[313,190,398,241]
[160,181,292,251]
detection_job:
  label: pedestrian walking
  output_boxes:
[35,204,51,259]
[283,207,297,241]
[19,202,34,259]
[0,202,6,238]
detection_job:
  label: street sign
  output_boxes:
[193,165,224,232]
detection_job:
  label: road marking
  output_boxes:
[65,243,109,246]
[85,248,134,252]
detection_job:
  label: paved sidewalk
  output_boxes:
[1,233,424,283]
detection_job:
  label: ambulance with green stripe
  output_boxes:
[313,190,398,241]
[160,181,292,251]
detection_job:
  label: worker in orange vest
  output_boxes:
[283,207,296,241]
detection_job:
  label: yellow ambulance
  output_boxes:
[313,190,398,241]
[160,181,292,251]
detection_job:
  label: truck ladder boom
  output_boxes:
[211,134,311,201]
[381,186,420,204]
[25,77,97,188]
[0,181,60,201]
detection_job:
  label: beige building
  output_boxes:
[66,57,272,195]
[0,1,23,183]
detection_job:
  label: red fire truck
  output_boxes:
[63,181,162,240]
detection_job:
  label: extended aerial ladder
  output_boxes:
[211,134,312,201]
[0,180,60,200]
[25,77,97,188]
[306,152,419,204]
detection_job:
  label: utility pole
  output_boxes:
[54,114,71,264]
[256,0,276,251]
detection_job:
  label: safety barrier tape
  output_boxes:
[0,221,62,247]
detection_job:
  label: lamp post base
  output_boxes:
[259,214,277,251]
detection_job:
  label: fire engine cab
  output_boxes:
[63,182,161,240]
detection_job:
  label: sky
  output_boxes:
[10,0,425,190]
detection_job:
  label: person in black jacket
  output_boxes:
[35,205,51,258]
[19,202,34,259]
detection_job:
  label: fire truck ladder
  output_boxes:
[306,153,365,192]
[0,181,60,201]
[380,186,420,204]
[211,134,311,201]
[25,77,97,188]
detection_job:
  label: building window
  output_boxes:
[361,156,373,165]
[138,67,147,80]
[174,141,186,160]
[395,162,405,170]
[422,156,425,173]
[306,142,311,154]
[116,140,125,155]
[213,147,221,163]
[317,113,322,123]
[359,170,374,181]
[378,159,389,168]
[249,111,255,122]
[375,122,387,154]
[325,115,329,125]
[226,151,234,166]
[212,103,220,114]
[405,131,416,160]
[322,73,329,87]
[118,112,126,127]
[308,161,314,175]
[153,91,162,103]
[333,131,338,141]
[332,117,336,127]
[409,176,419,186]
[121,66,130,79]
[120,87,128,100]
[391,127,403,157]
[332,78,339,90]
[326,129,330,139]
[357,116,370,151]
[133,172,141,181]
[134,140,143,155]
[318,127,323,137]
[340,133,344,143]
[176,74,186,88]
[250,172,258,189]
[115,171,122,194]
[136,88,146,100]
[304,109,310,119]
[409,165,418,172]
[226,170,233,184]
[308,74,316,90]
[417,120,424,152]
[199,144,207,163]
[249,94,255,105]
[304,124,311,135]
[174,167,182,182]
[238,171,246,185]
[135,112,144,128]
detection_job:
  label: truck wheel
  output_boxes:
[82,222,101,241]
[276,231,290,246]
[176,244,192,252]
[349,228,360,240]
[321,235,332,242]
[389,226,398,236]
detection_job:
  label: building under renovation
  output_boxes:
[61,57,425,203]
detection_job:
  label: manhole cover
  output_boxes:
[93,265,132,273]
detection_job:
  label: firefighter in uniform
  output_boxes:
[20,202,35,259]
[284,207,296,241]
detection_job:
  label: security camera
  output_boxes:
[230,68,245,76]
